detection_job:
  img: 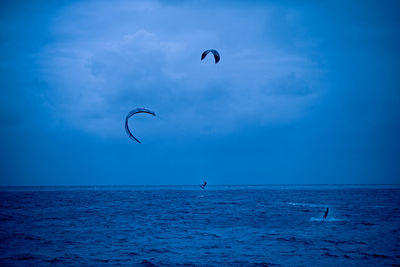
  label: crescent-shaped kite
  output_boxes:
[201,49,220,64]
[125,108,156,143]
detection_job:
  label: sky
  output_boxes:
[0,0,399,185]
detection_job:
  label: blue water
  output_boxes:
[0,185,399,266]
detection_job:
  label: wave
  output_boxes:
[46,257,66,264]
[176,263,196,267]
[360,222,375,226]
[199,232,221,238]
[0,214,14,222]
[23,234,41,241]
[276,236,313,246]
[140,259,159,267]
[15,253,37,261]
[309,217,345,222]
[321,239,366,245]
[94,258,110,263]
[362,253,392,259]
[228,260,280,266]
[323,252,339,258]
[287,202,328,208]
[146,248,170,254]
[216,201,240,205]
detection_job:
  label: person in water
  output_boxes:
[323,208,329,219]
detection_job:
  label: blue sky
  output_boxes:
[0,0,399,185]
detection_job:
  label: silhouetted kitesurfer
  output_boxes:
[323,208,329,219]
[200,181,207,189]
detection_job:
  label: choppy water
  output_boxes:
[0,185,399,266]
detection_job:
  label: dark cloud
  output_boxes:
[0,0,399,185]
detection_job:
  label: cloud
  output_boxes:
[1,0,399,185]
[38,0,321,137]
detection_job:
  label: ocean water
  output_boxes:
[0,185,399,266]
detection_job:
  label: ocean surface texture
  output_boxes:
[0,185,399,266]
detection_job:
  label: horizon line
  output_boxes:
[1,183,399,187]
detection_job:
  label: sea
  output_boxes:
[0,185,399,266]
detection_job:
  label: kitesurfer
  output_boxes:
[323,208,329,219]
[200,181,207,189]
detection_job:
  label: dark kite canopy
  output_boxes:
[201,49,220,64]
[125,108,156,143]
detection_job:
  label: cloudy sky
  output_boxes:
[0,0,399,185]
